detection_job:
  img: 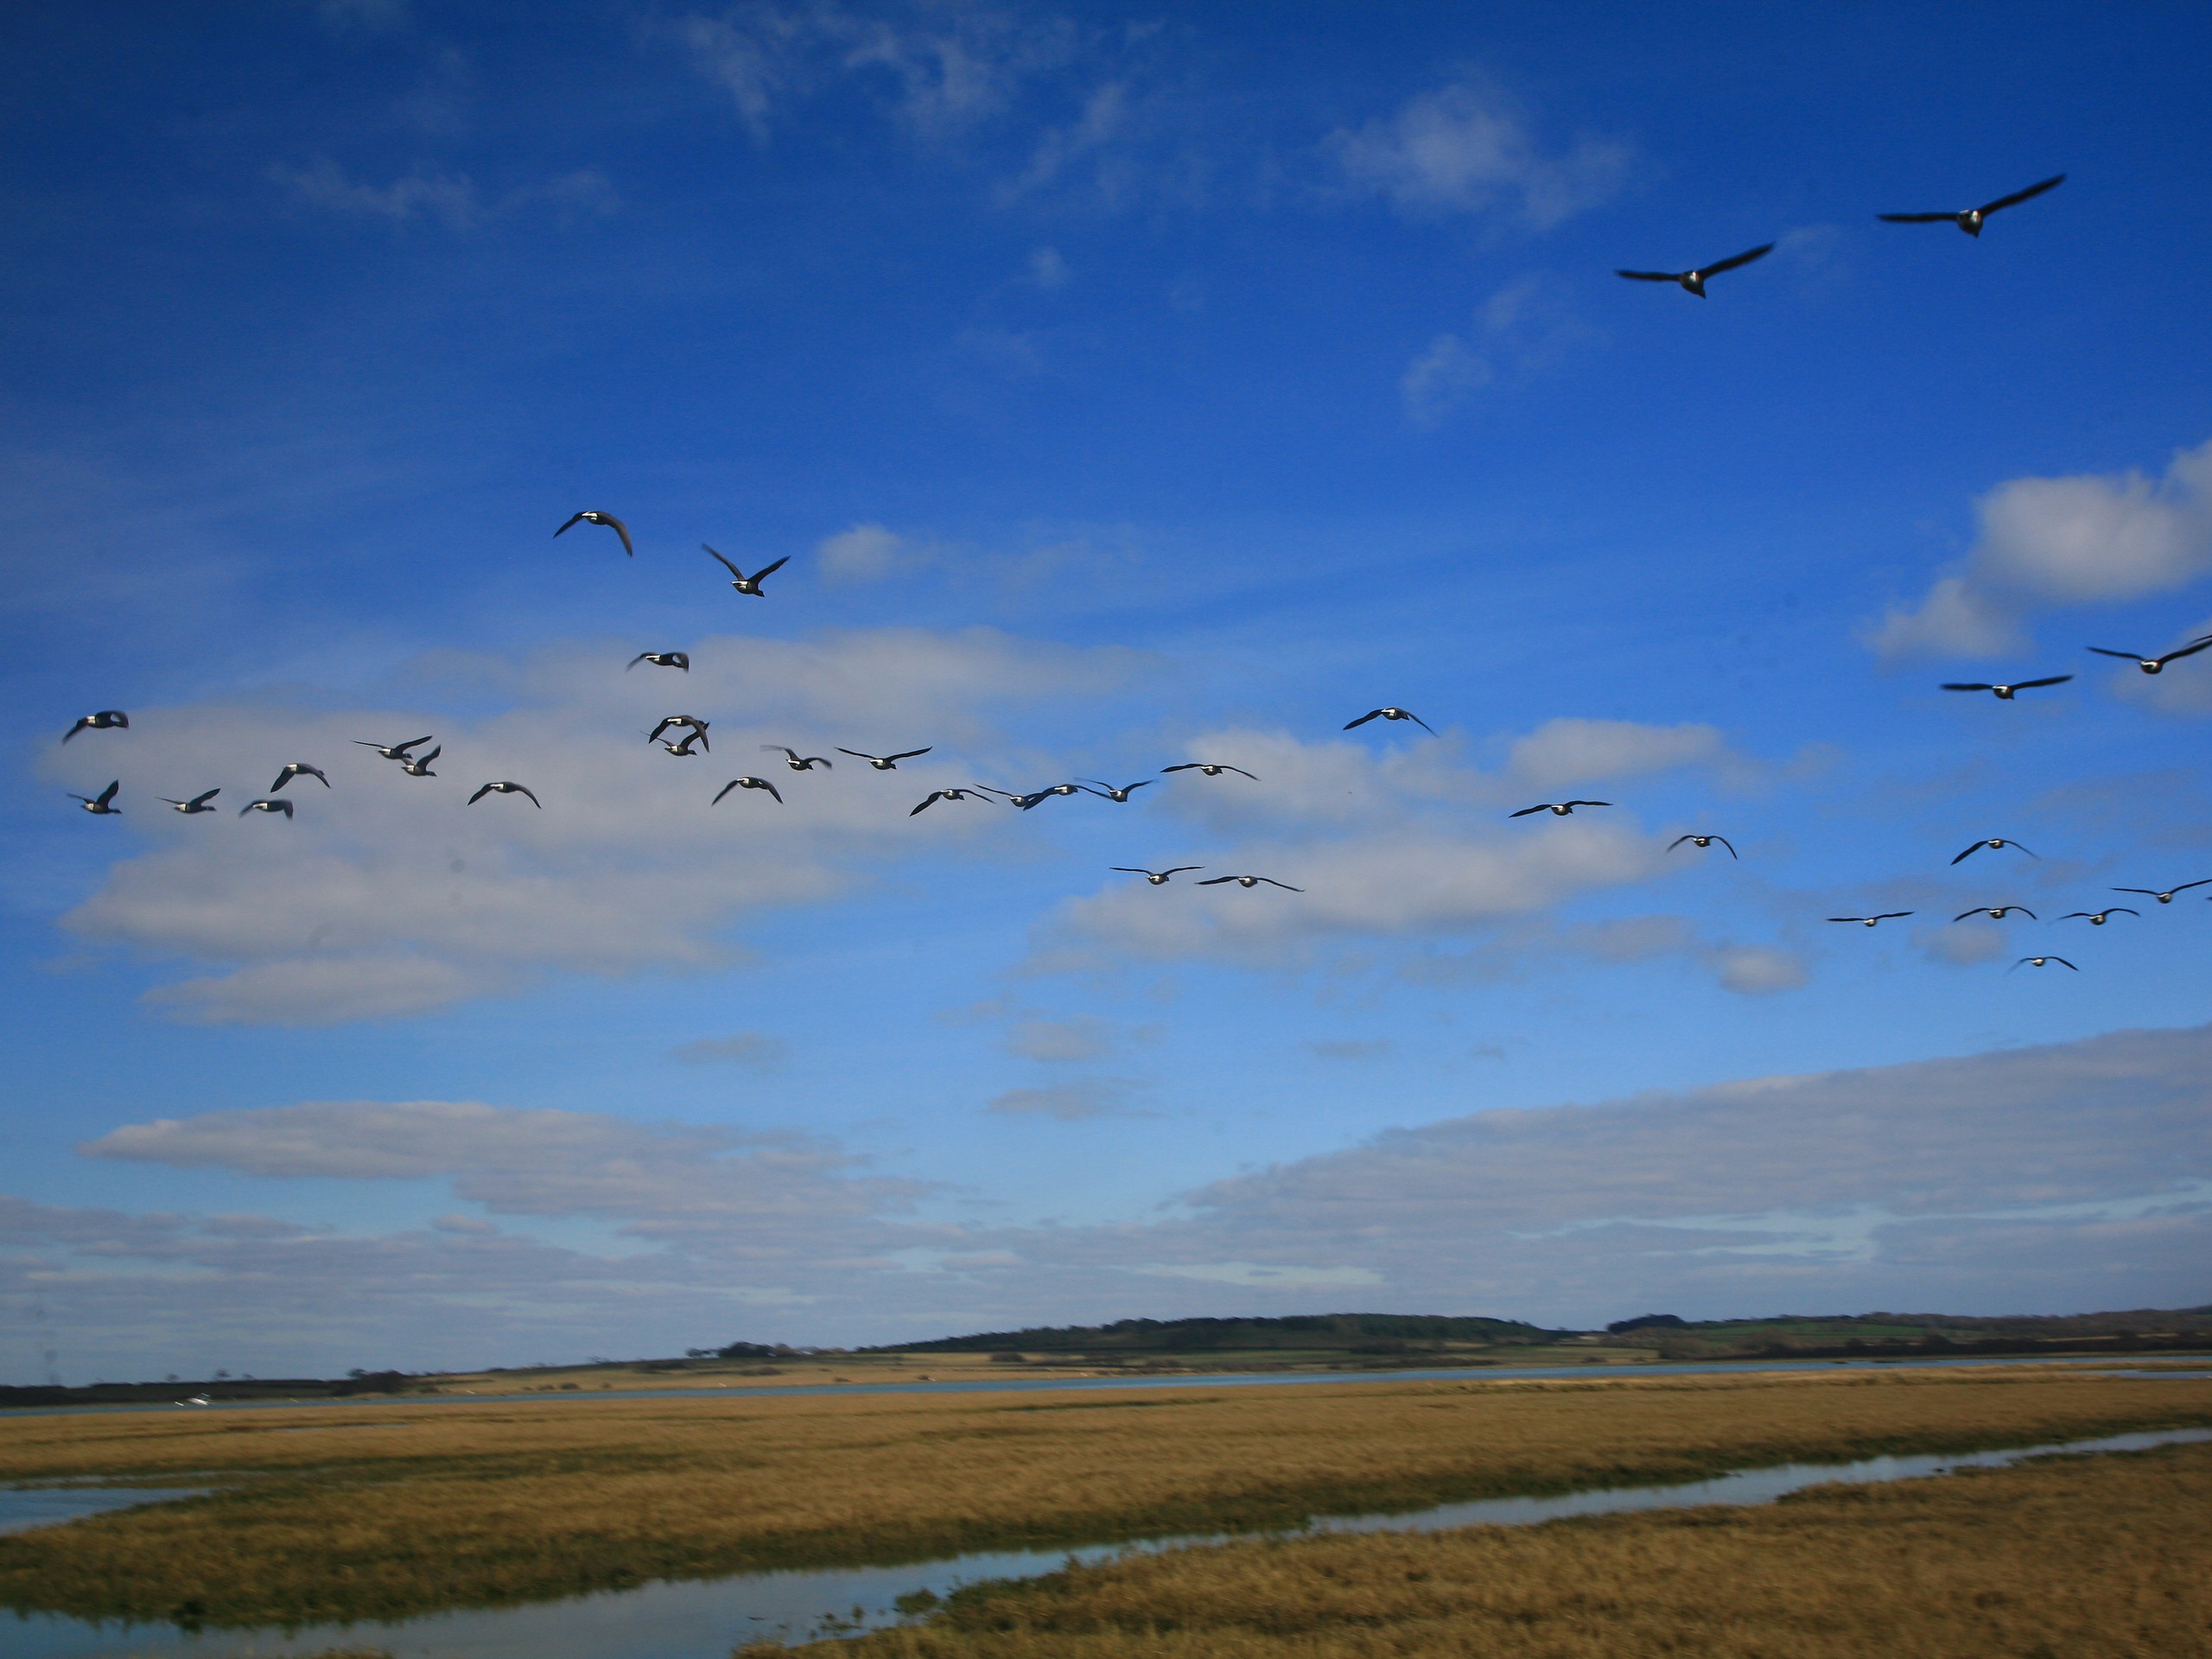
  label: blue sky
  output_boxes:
[3,2,2209,1381]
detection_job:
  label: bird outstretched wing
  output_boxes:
[1701,243,1775,276]
[1979,174,2065,215]
[1614,269,1679,282]
[702,543,743,578]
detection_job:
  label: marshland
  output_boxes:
[4,1363,2209,1640]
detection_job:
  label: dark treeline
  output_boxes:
[864,1313,1569,1355]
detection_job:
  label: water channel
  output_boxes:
[6,1424,2206,1659]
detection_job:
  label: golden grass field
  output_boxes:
[1,1366,2207,1628]
[762,1437,2212,1659]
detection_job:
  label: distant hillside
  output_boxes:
[867,1313,1569,1356]
[1599,1306,2212,1360]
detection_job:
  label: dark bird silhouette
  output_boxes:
[162,789,221,815]
[839,747,932,771]
[1615,242,1774,296]
[239,798,293,818]
[1162,762,1257,780]
[2012,955,2077,971]
[705,544,787,596]
[910,787,995,815]
[2113,880,2210,905]
[1512,800,1610,817]
[62,710,128,743]
[555,511,634,558]
[1199,874,1302,891]
[2059,907,2139,926]
[1020,784,1087,810]
[399,745,440,778]
[1879,174,2064,237]
[627,652,690,672]
[1952,837,2037,866]
[714,776,783,804]
[1080,779,1154,802]
[469,781,540,807]
[1954,905,2037,922]
[1113,866,1201,885]
[1344,707,1435,734]
[1941,676,2071,699]
[651,731,708,757]
[270,762,330,792]
[69,780,121,815]
[648,715,709,747]
[763,746,830,772]
[1669,835,1738,858]
[1829,912,1912,927]
[2086,636,2212,675]
[354,735,434,760]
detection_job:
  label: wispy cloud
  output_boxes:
[1330,74,1632,229]
[268,159,617,230]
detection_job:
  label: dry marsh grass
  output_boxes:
[769,1438,2212,1659]
[1,1368,2207,1627]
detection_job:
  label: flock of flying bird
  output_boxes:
[50,169,2210,977]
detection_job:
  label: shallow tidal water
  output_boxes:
[6,1426,2207,1659]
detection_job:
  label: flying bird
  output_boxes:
[238,798,293,818]
[1828,912,1912,927]
[162,789,221,815]
[1162,762,1256,780]
[2085,636,2212,675]
[1941,676,2072,699]
[647,715,709,747]
[2059,908,2139,926]
[1878,174,2065,237]
[1615,242,1774,297]
[1080,780,1154,802]
[1344,707,1435,734]
[909,787,995,815]
[762,746,830,772]
[270,762,330,792]
[555,511,634,557]
[1013,784,1085,810]
[651,732,708,757]
[1669,835,1738,858]
[627,652,690,672]
[839,747,932,771]
[399,746,439,777]
[1952,837,2037,866]
[469,781,541,807]
[354,735,434,760]
[1953,905,2037,922]
[68,781,121,815]
[2112,880,2210,905]
[2012,956,2078,972]
[714,776,783,804]
[61,710,128,743]
[1512,801,1610,817]
[704,544,788,596]
[1198,874,1302,891]
[1113,866,1201,885]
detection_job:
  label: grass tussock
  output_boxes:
[0,1368,2206,1627]
[758,1440,2212,1659]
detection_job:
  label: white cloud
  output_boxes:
[673,1031,788,1067]
[985,1080,1139,1120]
[1869,439,2212,659]
[815,522,919,583]
[1330,76,1630,228]
[1708,944,1809,995]
[1002,1014,1147,1063]
[16,1026,2212,1370]
[1027,245,1071,289]
[1506,717,1732,792]
[1400,334,1493,426]
[42,628,1139,1023]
